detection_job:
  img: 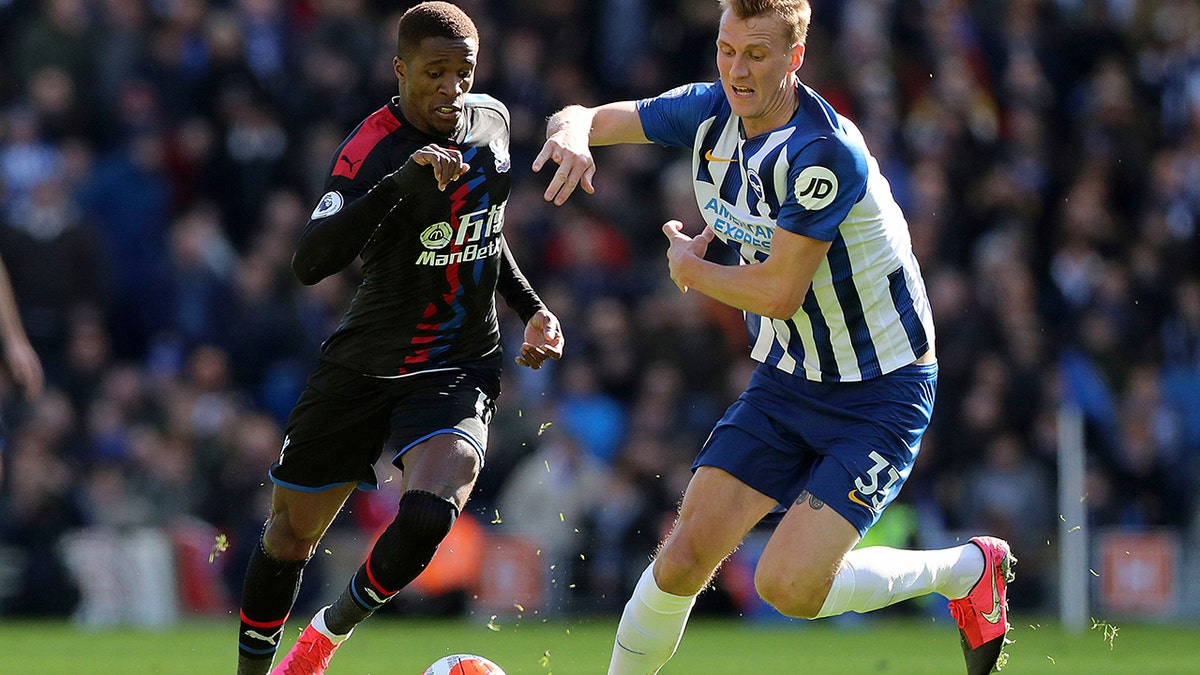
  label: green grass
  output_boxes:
[1,615,1196,674]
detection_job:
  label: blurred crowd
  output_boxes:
[1,0,1200,622]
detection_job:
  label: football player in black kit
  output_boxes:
[234,4,564,674]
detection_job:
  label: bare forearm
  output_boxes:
[546,105,594,140]
[547,102,648,146]
[0,261,29,345]
[675,256,805,320]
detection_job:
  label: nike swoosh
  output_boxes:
[365,587,389,605]
[704,149,736,163]
[614,637,646,655]
[847,489,873,510]
[981,564,1003,624]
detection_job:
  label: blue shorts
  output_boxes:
[694,360,937,536]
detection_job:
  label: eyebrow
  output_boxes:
[717,35,773,49]
[421,55,477,67]
[718,41,771,52]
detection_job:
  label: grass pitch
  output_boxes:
[1,614,1196,673]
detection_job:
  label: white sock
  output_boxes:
[311,606,352,644]
[607,564,697,675]
[815,544,984,618]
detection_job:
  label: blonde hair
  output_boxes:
[718,0,811,46]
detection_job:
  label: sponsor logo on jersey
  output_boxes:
[420,222,454,250]
[416,239,502,266]
[311,191,344,219]
[702,198,773,250]
[793,166,838,210]
[416,203,506,267]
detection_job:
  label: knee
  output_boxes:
[391,490,458,545]
[262,514,320,562]
[754,565,828,619]
[653,539,718,597]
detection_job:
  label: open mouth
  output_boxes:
[434,104,460,120]
[730,85,754,98]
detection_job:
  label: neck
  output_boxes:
[743,78,799,139]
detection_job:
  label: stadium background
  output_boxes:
[0,0,1198,643]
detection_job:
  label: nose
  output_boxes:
[729,54,750,78]
[439,76,467,97]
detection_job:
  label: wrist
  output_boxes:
[547,105,591,140]
[677,254,706,291]
[386,158,438,195]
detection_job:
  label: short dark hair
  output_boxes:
[719,0,811,46]
[396,2,480,59]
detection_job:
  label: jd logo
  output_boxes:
[420,222,453,250]
[794,166,838,210]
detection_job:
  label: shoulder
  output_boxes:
[640,81,724,110]
[352,104,407,145]
[786,91,868,178]
[465,93,509,123]
[330,104,407,183]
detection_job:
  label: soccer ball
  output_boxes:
[422,653,507,675]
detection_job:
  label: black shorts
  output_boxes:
[270,358,500,492]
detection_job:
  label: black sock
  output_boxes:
[237,538,308,673]
[325,490,457,634]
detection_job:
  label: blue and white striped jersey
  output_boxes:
[637,81,935,383]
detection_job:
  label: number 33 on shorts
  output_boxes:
[848,451,900,512]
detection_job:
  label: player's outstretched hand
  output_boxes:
[532,132,595,206]
[662,220,715,293]
[515,309,564,370]
[410,144,470,191]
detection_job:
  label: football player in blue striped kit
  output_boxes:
[535,1,1013,673]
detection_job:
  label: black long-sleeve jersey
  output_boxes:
[294,94,544,377]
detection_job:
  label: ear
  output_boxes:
[789,44,805,73]
[394,56,406,83]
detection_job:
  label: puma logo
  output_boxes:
[364,586,390,605]
[244,627,284,646]
[339,154,363,171]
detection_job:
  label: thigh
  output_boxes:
[272,361,395,491]
[756,488,861,592]
[264,482,358,559]
[752,362,937,536]
[389,367,499,471]
[655,466,777,595]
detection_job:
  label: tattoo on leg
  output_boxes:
[795,490,825,510]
